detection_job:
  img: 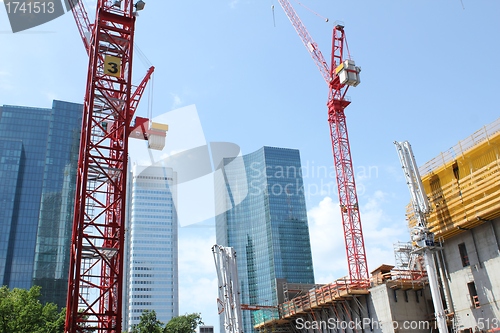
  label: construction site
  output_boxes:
[2,0,496,332]
[239,117,500,333]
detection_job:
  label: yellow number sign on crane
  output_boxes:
[104,55,121,77]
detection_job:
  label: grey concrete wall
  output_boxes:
[288,296,370,333]
[368,284,394,333]
[441,217,500,332]
[368,284,432,333]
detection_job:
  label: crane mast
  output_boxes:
[276,0,368,285]
[394,141,447,333]
[212,245,278,333]
[212,245,244,333]
[65,1,165,332]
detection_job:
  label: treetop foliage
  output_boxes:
[0,285,204,333]
[0,285,66,333]
[130,311,203,333]
[163,313,203,333]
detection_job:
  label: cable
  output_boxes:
[134,42,152,68]
[294,0,329,22]
[148,71,154,121]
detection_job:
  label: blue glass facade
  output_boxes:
[0,100,82,307]
[215,146,314,333]
[0,139,23,283]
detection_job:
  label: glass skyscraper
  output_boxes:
[0,100,82,307]
[215,146,315,333]
[125,164,179,330]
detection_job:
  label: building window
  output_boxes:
[199,327,214,333]
[458,243,470,267]
[452,162,460,180]
[467,282,480,308]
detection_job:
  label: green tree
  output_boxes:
[42,304,65,333]
[0,285,65,333]
[131,310,164,333]
[163,313,203,333]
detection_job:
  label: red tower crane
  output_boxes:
[65,1,166,332]
[276,1,369,286]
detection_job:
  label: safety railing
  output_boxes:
[419,117,500,177]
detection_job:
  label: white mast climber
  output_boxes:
[212,245,244,333]
[394,141,447,333]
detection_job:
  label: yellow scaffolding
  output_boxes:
[408,117,500,240]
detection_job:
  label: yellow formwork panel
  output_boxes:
[408,118,500,240]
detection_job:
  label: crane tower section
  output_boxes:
[276,1,367,285]
[65,1,166,332]
[212,245,244,333]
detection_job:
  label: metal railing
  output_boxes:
[419,117,500,176]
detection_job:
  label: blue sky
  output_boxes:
[1,0,500,331]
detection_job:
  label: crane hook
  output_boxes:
[271,4,276,27]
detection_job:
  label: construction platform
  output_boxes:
[278,280,370,317]
[254,279,370,331]
[408,116,500,240]
[254,269,431,332]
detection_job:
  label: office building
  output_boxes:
[125,164,179,330]
[0,100,82,307]
[215,146,315,333]
[199,326,214,333]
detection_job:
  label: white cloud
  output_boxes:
[170,92,182,110]
[178,232,216,276]
[0,71,13,91]
[308,196,346,283]
[178,229,219,326]
[179,276,218,320]
[44,91,58,103]
[307,191,409,285]
[229,0,240,9]
[360,191,409,271]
